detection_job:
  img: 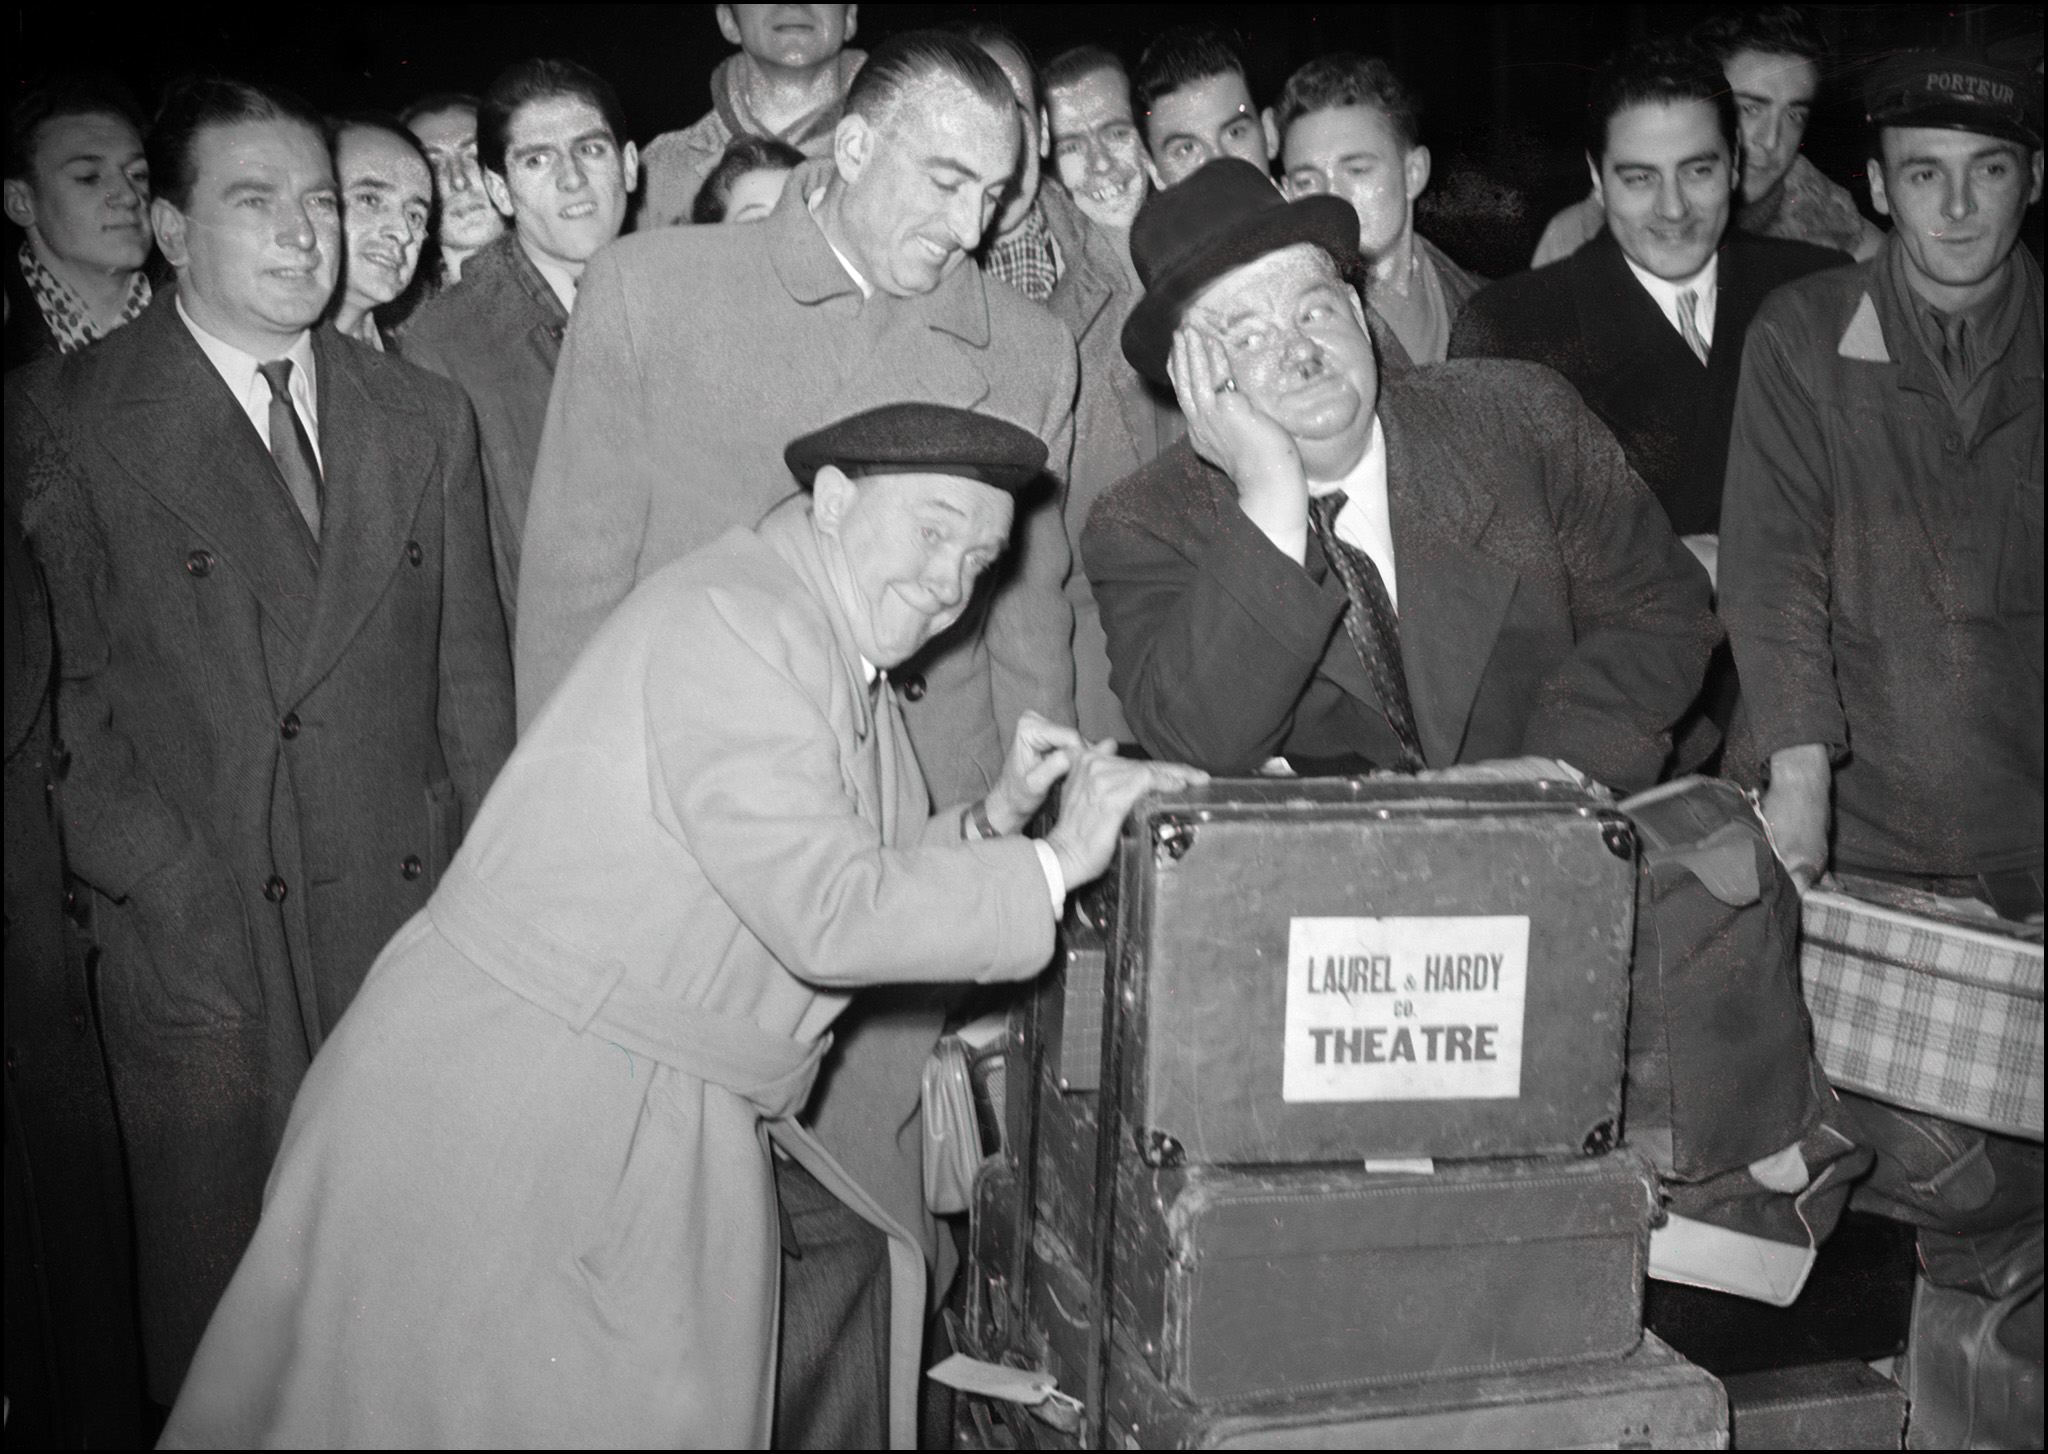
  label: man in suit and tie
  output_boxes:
[6,76,513,1405]
[1451,36,1847,578]
[1085,158,1856,1307]
[514,29,1077,1446]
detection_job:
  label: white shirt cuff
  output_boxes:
[1033,839,1066,913]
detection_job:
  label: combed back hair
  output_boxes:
[476,59,629,178]
[147,75,326,211]
[691,134,805,223]
[843,30,1015,132]
[330,111,431,170]
[1134,25,1252,138]
[1273,53,1423,152]
[1044,45,1129,101]
[1584,36,1740,164]
[9,72,147,181]
[1692,7,1828,68]
[951,20,1040,112]
[397,91,482,129]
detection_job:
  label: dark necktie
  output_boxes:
[1939,312,1969,387]
[257,359,323,541]
[1309,490,1424,771]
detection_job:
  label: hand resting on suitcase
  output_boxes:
[1044,745,1209,889]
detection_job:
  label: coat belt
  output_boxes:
[427,867,828,1121]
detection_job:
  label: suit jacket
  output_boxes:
[164,500,1054,1450]
[1082,360,1719,791]
[398,233,569,628]
[1043,184,1181,741]
[1451,228,1846,534]
[6,291,514,1398]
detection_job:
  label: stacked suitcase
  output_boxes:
[964,778,1732,1448]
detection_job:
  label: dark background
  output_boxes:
[11,3,2044,275]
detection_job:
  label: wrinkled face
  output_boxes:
[1871,127,2045,307]
[408,104,504,254]
[1724,49,1819,204]
[979,37,1044,238]
[337,126,432,310]
[1047,66,1146,229]
[4,111,152,276]
[815,468,1015,666]
[837,76,1018,296]
[1146,70,1268,187]
[722,4,856,72]
[486,93,637,269]
[1596,98,1734,281]
[155,118,339,344]
[723,165,793,223]
[1187,243,1378,479]
[1280,104,1418,259]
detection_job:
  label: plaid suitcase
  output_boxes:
[1799,885,2044,1139]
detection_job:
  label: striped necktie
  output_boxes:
[1309,491,1424,771]
[1676,288,1710,366]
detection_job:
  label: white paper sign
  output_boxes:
[1283,915,1530,1102]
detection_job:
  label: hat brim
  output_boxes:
[1120,193,1361,387]
[1871,101,2043,150]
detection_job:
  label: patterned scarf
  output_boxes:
[18,240,151,353]
[984,200,1060,304]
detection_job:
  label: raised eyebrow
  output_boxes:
[222,178,279,198]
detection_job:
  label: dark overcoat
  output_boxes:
[5,291,514,1398]
[1451,228,1846,534]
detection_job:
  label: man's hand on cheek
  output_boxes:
[1168,326,1311,560]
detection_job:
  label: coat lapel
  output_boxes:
[94,295,321,645]
[1570,232,1706,390]
[1379,394,1515,767]
[285,330,429,704]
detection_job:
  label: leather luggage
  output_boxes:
[1722,1360,1906,1448]
[1090,778,1637,1165]
[1101,1329,1728,1450]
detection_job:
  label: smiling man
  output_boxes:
[328,116,432,348]
[4,76,153,367]
[1135,25,1276,188]
[6,75,512,1405]
[514,31,1077,1446]
[399,59,636,622]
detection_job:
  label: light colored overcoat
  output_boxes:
[161,500,1057,1448]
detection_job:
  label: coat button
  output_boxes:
[401,854,424,881]
[1943,434,1962,455]
[899,672,927,702]
[185,549,215,577]
[263,874,288,903]
[280,712,301,740]
[406,540,424,566]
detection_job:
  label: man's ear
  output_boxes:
[811,465,857,534]
[2029,147,2044,207]
[833,113,871,186]
[1585,151,1604,206]
[1866,157,1891,218]
[715,5,741,48]
[620,140,641,195]
[1404,142,1432,204]
[483,169,515,220]
[1262,107,1282,165]
[843,4,858,43]
[1038,105,1051,161]
[150,197,189,268]
[2,178,34,232]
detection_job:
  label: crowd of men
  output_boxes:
[3,3,2040,1448]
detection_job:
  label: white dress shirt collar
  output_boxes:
[176,292,323,466]
[1308,415,1398,608]
[1622,250,1719,347]
[521,237,582,317]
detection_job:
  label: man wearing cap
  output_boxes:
[161,402,1205,1449]
[1085,158,1860,1305]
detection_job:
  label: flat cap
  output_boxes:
[1865,48,2043,149]
[783,403,1049,493]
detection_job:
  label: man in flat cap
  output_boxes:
[162,402,1204,1450]
[1083,157,1860,1304]
[1718,52,2043,1433]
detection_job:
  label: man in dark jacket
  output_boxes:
[400,59,636,625]
[6,76,514,1403]
[1453,36,1846,568]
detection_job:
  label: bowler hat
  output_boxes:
[1865,48,2043,149]
[783,403,1048,493]
[1120,158,1359,387]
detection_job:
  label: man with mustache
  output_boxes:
[641,3,865,229]
[4,75,154,369]
[400,92,504,287]
[328,116,432,350]
[1453,37,1846,574]
[6,75,513,1406]
[400,59,637,626]
[515,30,1076,1446]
